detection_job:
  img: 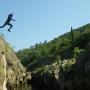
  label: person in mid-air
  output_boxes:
[0,13,16,32]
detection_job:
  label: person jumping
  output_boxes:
[0,13,16,32]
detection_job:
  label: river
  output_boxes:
[11,85,59,90]
[9,85,38,90]
[8,84,57,90]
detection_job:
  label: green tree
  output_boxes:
[71,27,74,46]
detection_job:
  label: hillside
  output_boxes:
[16,23,90,90]
[16,23,90,72]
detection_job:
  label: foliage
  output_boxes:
[0,33,5,39]
[62,59,75,71]
[73,47,80,58]
[16,23,90,71]
[71,27,74,46]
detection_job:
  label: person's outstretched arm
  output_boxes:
[11,19,16,21]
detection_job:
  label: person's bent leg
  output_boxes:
[7,23,13,32]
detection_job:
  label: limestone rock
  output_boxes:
[0,37,26,90]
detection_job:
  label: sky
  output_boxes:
[0,0,90,51]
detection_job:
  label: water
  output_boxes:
[7,83,59,90]
[15,86,32,90]
[8,85,38,90]
[7,85,38,90]
[15,85,59,90]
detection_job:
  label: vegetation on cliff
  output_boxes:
[16,23,90,72]
[16,23,90,90]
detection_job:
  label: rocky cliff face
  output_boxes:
[31,42,90,90]
[58,43,90,90]
[0,37,26,90]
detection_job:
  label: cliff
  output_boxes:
[0,37,26,90]
[58,42,90,90]
[16,23,90,90]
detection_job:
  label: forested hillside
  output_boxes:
[16,23,90,72]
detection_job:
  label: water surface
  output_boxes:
[9,85,38,90]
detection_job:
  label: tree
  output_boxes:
[71,27,74,47]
